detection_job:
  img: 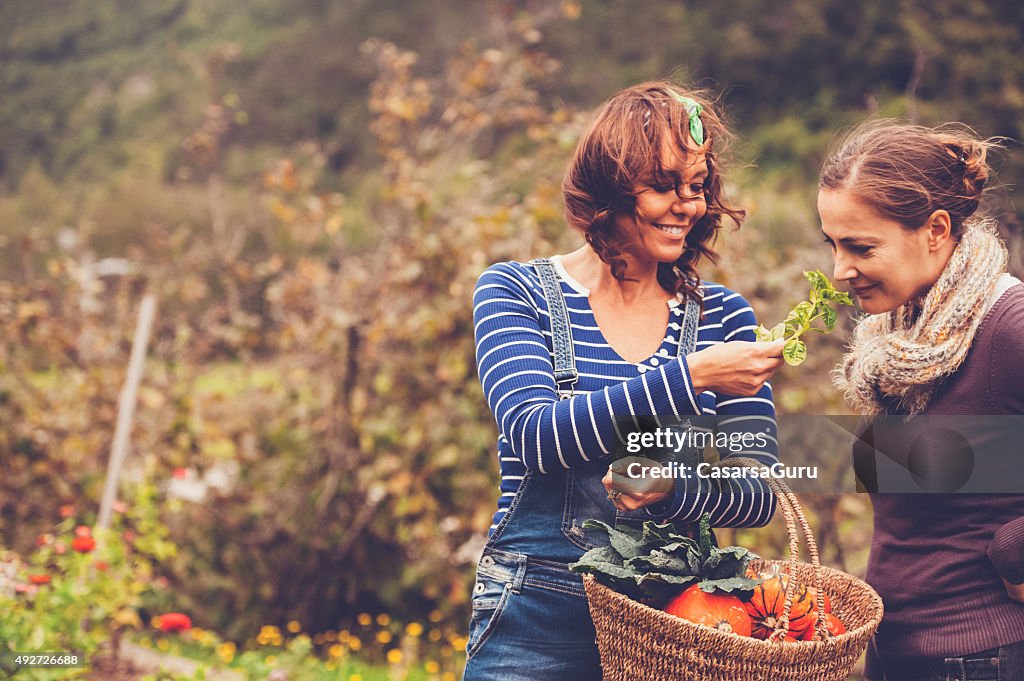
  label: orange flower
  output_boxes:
[28,574,51,585]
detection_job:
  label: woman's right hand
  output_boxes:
[686,340,787,396]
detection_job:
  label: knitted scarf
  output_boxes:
[833,218,1008,416]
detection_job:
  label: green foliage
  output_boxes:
[755,270,853,365]
[569,515,760,604]
[0,482,176,680]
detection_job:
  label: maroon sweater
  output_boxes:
[856,284,1024,660]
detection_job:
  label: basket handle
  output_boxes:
[722,457,829,642]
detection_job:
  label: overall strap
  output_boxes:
[677,291,701,358]
[530,258,578,398]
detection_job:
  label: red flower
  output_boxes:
[36,533,53,547]
[71,535,96,553]
[172,468,188,479]
[28,574,51,585]
[93,561,109,572]
[74,525,92,537]
[59,504,75,518]
[157,613,192,633]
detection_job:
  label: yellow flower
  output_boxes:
[386,648,403,665]
[442,673,455,681]
[265,655,278,667]
[348,675,363,681]
[329,643,344,658]
[428,609,443,623]
[156,639,170,652]
[425,660,440,673]
[286,619,301,634]
[405,622,424,637]
[325,630,338,641]
[376,631,392,644]
[428,629,442,642]
[376,613,391,627]
[357,613,372,626]
[216,642,235,663]
[348,637,362,651]
[338,630,349,643]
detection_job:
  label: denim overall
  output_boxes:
[462,259,701,681]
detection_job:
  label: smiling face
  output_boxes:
[615,140,709,264]
[818,188,954,314]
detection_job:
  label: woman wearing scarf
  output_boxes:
[818,120,1024,680]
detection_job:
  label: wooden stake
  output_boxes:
[97,293,157,531]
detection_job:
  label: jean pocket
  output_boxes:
[466,551,520,660]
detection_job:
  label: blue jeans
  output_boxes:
[867,639,1024,681]
[461,547,601,681]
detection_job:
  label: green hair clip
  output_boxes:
[670,92,705,146]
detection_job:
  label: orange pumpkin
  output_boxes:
[744,575,816,640]
[664,584,752,637]
[799,611,847,641]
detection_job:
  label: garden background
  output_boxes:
[1,0,1022,678]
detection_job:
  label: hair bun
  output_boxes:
[950,140,989,200]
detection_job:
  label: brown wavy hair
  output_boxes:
[561,81,746,304]
[820,119,998,237]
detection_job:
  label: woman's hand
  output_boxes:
[686,340,786,396]
[602,457,674,511]
[1004,577,1024,605]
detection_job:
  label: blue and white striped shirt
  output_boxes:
[473,256,778,534]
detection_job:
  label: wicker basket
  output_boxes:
[583,460,884,681]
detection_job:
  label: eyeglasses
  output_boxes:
[642,182,707,202]
[673,184,707,202]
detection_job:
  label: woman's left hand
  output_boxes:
[1004,577,1024,605]
[602,457,673,511]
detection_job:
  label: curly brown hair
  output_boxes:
[561,81,746,305]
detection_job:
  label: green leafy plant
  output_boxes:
[755,270,853,366]
[568,514,760,605]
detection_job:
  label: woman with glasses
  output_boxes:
[464,81,787,680]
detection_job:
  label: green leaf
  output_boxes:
[770,322,786,341]
[627,547,694,576]
[791,300,815,326]
[697,575,762,594]
[581,519,646,559]
[754,324,772,342]
[568,546,634,581]
[823,305,838,331]
[783,339,807,366]
[804,269,829,292]
[698,513,712,565]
